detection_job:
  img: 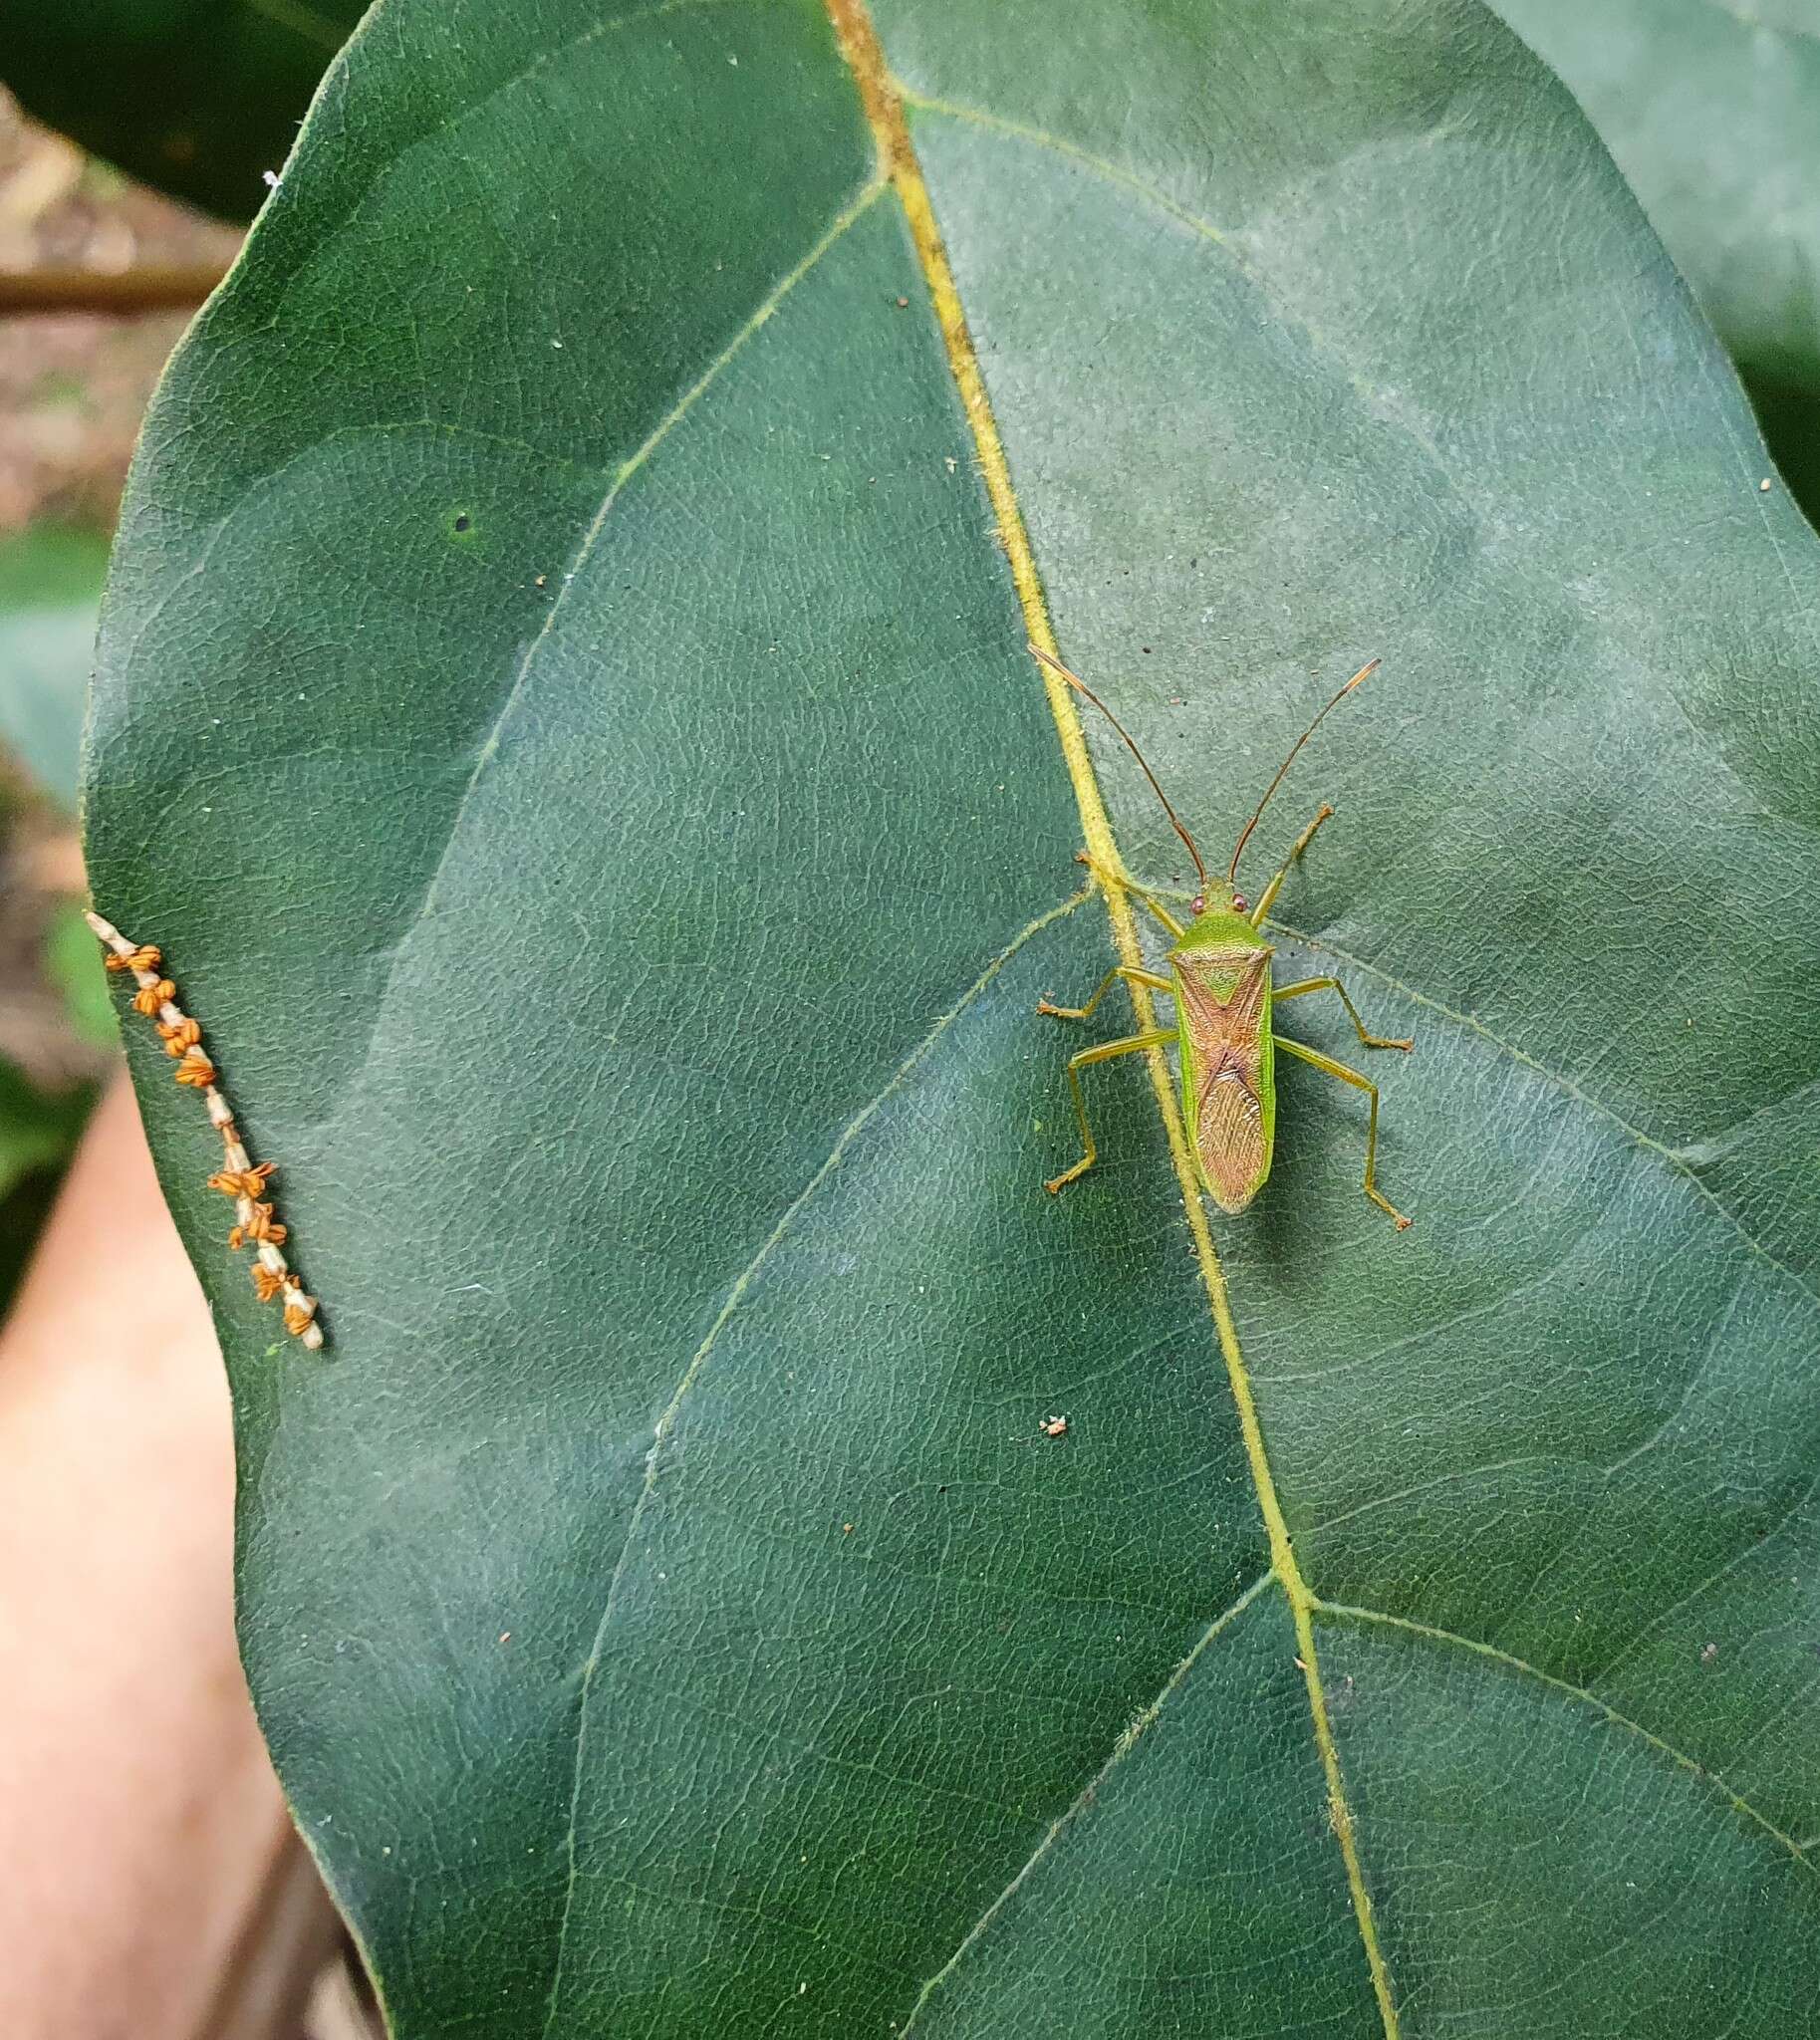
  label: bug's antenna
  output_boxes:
[1029,642,1208,895]
[1227,657,1380,888]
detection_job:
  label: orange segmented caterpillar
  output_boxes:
[86,911,324,1350]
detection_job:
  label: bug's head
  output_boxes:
[1190,889,1243,916]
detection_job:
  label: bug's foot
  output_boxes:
[1292,802,1336,851]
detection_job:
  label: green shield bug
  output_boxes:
[1030,644,1414,1229]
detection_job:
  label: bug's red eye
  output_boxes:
[1191,894,1205,914]
[1231,892,1248,914]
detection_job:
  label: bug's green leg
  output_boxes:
[1073,851,1188,940]
[1273,1034,1412,1229]
[1132,892,1189,943]
[1248,804,1335,927]
[1272,976,1414,1053]
[1046,1028,1177,1194]
[1038,964,1173,1021]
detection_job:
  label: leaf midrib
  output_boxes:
[823,2,1403,2032]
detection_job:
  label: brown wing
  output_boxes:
[1195,1068,1268,1212]
[1174,946,1269,1054]
[1175,947,1270,1212]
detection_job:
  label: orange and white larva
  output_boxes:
[86,910,324,1351]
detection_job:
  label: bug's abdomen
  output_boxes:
[1173,939,1275,1213]
[1195,1058,1270,1212]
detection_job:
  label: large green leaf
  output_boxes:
[83,0,1820,2032]
[1497,0,1820,518]
[0,0,363,222]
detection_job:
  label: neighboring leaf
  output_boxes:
[42,897,119,1054]
[0,517,110,1299]
[0,0,361,222]
[0,1052,90,1204]
[0,522,107,812]
[1497,0,1820,517]
[83,2,1820,2036]
[0,1042,97,1307]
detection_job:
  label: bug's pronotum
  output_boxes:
[86,910,324,1349]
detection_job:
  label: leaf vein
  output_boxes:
[1315,1599,1816,1875]
[337,176,886,1103]
[1268,917,1820,1321]
[537,884,1092,2035]
[895,1572,1277,2034]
